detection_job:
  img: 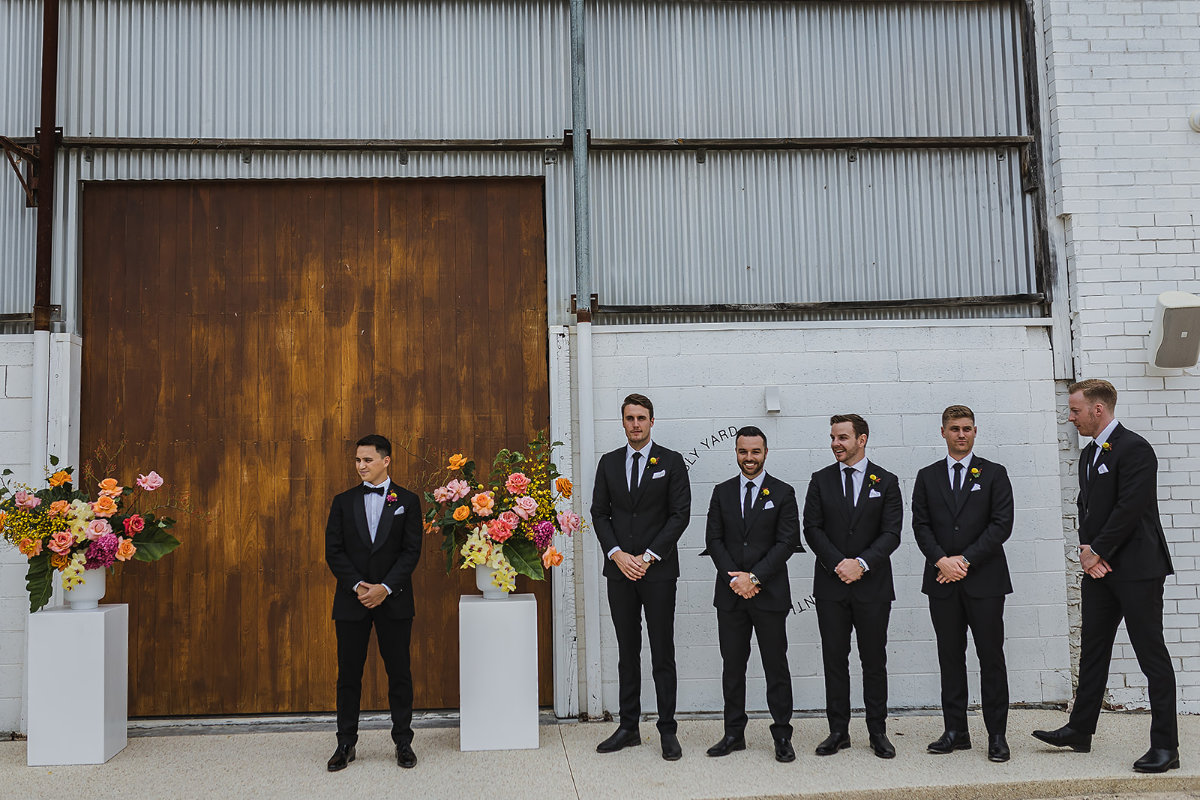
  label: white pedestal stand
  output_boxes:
[458,594,539,751]
[27,605,128,765]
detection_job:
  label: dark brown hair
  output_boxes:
[830,413,868,440]
[621,393,655,418]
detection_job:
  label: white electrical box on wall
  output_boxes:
[1148,291,1200,369]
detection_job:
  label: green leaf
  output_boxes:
[2,468,12,476]
[503,538,544,581]
[49,454,59,467]
[441,531,458,573]
[131,528,181,561]
[26,554,53,613]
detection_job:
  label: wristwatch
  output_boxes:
[642,553,655,565]
[749,574,760,586]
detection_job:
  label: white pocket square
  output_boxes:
[869,489,882,499]
[971,483,982,492]
[1097,464,1109,475]
[652,470,666,479]
[763,500,774,510]
[394,505,405,515]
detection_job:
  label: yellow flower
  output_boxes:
[1101,442,1112,452]
[447,454,468,470]
[970,467,981,478]
[48,470,71,487]
[761,488,770,497]
[452,505,471,522]
[555,477,573,499]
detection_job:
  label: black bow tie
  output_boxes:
[363,485,386,495]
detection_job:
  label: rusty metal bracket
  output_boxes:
[0,135,37,207]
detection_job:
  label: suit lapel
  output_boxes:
[373,486,397,552]
[1079,441,1095,510]
[850,462,872,525]
[936,461,957,515]
[742,475,767,534]
[353,487,373,550]
[630,444,656,508]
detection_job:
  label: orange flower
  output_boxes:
[98,478,123,499]
[541,545,563,569]
[0,510,6,532]
[48,470,71,487]
[48,500,70,517]
[452,505,471,522]
[447,454,468,470]
[18,537,42,557]
[115,538,137,562]
[91,495,118,518]
[555,477,573,499]
[470,492,495,517]
[50,552,70,571]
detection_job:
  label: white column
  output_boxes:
[459,595,538,750]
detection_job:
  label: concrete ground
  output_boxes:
[1,709,1197,800]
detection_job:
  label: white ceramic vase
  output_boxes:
[475,564,511,600]
[64,567,107,610]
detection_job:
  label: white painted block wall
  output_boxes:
[1041,0,1200,711]
[589,323,1072,719]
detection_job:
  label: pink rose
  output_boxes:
[513,496,538,520]
[557,510,582,535]
[505,472,531,495]
[48,530,76,555]
[122,514,145,535]
[136,471,163,491]
[499,511,520,530]
[433,486,453,503]
[86,519,114,540]
[486,518,514,543]
[446,479,470,502]
[15,491,41,510]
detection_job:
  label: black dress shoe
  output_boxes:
[326,743,355,772]
[596,727,641,753]
[396,743,417,769]
[815,731,850,756]
[988,734,1010,763]
[869,732,896,759]
[1031,725,1091,753]
[1133,747,1180,773]
[705,734,746,757]
[928,730,972,754]
[774,738,796,763]
[661,732,682,761]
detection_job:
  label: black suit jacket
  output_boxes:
[591,442,692,581]
[705,473,802,612]
[802,460,903,603]
[325,482,424,620]
[911,455,1014,598]
[1078,423,1173,582]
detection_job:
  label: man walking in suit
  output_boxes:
[803,413,903,759]
[704,426,803,763]
[1033,379,1178,773]
[912,405,1014,763]
[591,394,692,760]
[324,434,424,771]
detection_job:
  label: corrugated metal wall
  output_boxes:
[0,0,1039,322]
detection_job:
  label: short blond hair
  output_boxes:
[1068,378,1117,411]
[941,405,975,425]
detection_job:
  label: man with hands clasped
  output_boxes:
[911,406,1014,763]
[803,414,903,759]
[703,426,803,763]
[591,394,692,761]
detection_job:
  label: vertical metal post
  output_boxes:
[34,0,59,332]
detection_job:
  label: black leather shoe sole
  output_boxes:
[1133,756,1180,773]
[596,731,642,753]
[815,735,851,756]
[705,739,746,757]
[1031,730,1091,753]
[988,748,1011,763]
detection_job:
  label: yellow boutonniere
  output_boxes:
[867,474,879,487]
[1101,442,1112,452]
[761,488,770,497]
[970,467,981,479]
[649,457,658,466]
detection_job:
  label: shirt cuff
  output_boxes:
[645,548,660,562]
[381,583,392,595]
[607,546,621,559]
[856,557,870,572]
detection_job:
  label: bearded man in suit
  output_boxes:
[591,393,692,761]
[703,426,803,763]
[1033,379,1178,773]
[912,405,1014,763]
[803,413,903,759]
[324,434,423,771]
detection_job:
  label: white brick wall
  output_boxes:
[0,334,34,733]
[589,322,1071,717]
[1042,0,1200,710]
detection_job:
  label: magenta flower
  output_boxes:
[136,471,164,491]
[84,533,121,569]
[533,520,556,550]
[513,496,538,520]
[557,510,582,535]
[14,491,41,510]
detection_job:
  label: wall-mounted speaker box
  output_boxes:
[1148,291,1200,369]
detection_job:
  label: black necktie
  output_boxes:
[952,463,964,496]
[743,482,754,518]
[363,485,385,496]
[630,452,641,493]
[844,467,855,508]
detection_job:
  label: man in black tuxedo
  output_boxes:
[591,393,692,760]
[703,426,803,763]
[912,405,1014,763]
[1033,379,1178,773]
[803,413,903,759]
[324,434,424,771]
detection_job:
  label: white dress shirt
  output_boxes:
[358,478,392,595]
[740,472,765,516]
[839,458,870,572]
[1092,419,1119,467]
[607,439,660,562]
[946,452,975,490]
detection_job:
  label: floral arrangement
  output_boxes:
[424,432,582,593]
[0,457,182,612]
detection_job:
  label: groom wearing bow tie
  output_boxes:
[324,434,423,772]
